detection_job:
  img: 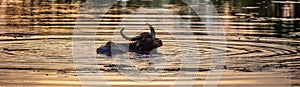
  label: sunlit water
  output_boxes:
[0,0,299,87]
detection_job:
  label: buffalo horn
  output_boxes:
[147,23,156,38]
[120,28,142,41]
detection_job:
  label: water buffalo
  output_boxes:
[97,23,163,56]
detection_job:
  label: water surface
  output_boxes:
[0,0,299,87]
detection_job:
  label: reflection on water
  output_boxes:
[0,0,300,87]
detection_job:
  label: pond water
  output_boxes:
[0,0,299,87]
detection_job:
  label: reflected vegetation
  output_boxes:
[0,0,300,87]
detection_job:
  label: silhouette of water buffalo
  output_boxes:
[97,23,163,56]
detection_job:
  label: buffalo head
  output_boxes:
[120,23,163,54]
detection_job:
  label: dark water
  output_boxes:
[0,0,299,87]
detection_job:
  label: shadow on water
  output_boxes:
[273,20,300,38]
